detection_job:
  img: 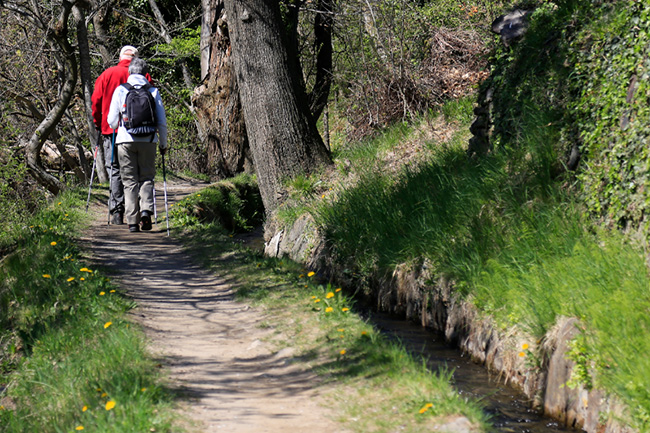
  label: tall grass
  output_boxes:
[314,105,650,428]
[0,190,178,432]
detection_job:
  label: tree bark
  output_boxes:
[308,0,334,121]
[223,0,332,213]
[193,0,252,179]
[200,0,212,81]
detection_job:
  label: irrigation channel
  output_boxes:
[369,313,574,433]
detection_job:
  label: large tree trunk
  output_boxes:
[193,0,252,179]
[223,0,332,213]
[308,0,334,121]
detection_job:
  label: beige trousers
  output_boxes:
[117,141,157,225]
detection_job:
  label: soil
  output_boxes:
[85,180,350,433]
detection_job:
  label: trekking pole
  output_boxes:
[153,186,158,225]
[85,133,102,212]
[162,153,170,236]
[107,132,115,225]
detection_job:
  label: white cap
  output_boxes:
[119,45,138,59]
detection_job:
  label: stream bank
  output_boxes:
[262,214,635,433]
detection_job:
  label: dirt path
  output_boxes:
[85,180,349,433]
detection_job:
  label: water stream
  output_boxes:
[369,312,576,433]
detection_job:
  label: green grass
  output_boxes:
[171,191,491,433]
[0,189,180,433]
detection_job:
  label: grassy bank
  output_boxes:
[169,179,491,433]
[0,189,179,433]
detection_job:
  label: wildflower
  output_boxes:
[342,308,350,312]
[321,194,326,198]
[335,288,342,292]
[299,274,304,278]
[339,349,346,355]
[325,307,333,313]
[307,271,315,277]
[50,241,57,246]
[518,351,526,357]
[104,322,112,329]
[105,400,116,411]
[82,406,88,412]
[326,292,334,299]
[80,267,92,273]
[67,277,75,282]
[337,329,345,332]
[42,274,51,278]
[100,292,105,296]
[141,388,147,392]
[57,202,62,206]
[110,290,116,293]
[101,392,107,398]
[361,331,368,336]
[80,278,85,281]
[76,426,84,431]
[522,343,529,350]
[418,403,434,414]
[314,299,321,303]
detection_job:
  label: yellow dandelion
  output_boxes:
[304,285,309,288]
[104,322,112,329]
[361,331,368,336]
[76,426,84,431]
[326,292,334,299]
[79,267,92,273]
[335,288,342,292]
[338,329,345,332]
[57,202,62,205]
[80,277,85,281]
[299,274,304,278]
[518,351,526,357]
[105,400,116,411]
[99,291,105,296]
[314,299,321,303]
[96,388,102,392]
[325,307,333,313]
[67,277,75,282]
[342,308,350,312]
[50,241,57,246]
[339,349,346,355]
[82,405,88,412]
[419,407,428,414]
[0,405,4,410]
[522,343,529,350]
[311,295,316,299]
[42,274,51,278]
[101,392,107,398]
[321,194,326,198]
[307,271,315,277]
[110,290,116,293]
[141,388,147,392]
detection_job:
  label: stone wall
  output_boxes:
[263,214,636,433]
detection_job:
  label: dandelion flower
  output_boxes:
[104,321,112,329]
[76,426,84,431]
[105,400,116,411]
[110,290,116,293]
[342,308,350,312]
[522,343,529,350]
[335,288,342,292]
[141,388,147,392]
[338,329,345,333]
[518,351,526,357]
[307,271,315,277]
[326,292,334,299]
[419,407,428,414]
[361,331,368,336]
[82,406,88,412]
[325,307,333,313]
[339,349,346,355]
[101,392,107,398]
[99,291,105,296]
[67,277,75,282]
[80,277,85,281]
[42,274,51,278]
[314,299,321,303]
[299,274,304,278]
[50,241,57,246]
[311,296,317,299]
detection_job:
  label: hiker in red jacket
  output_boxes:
[91,45,144,225]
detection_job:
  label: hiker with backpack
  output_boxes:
[91,45,152,225]
[107,57,168,233]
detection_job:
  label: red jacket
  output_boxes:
[91,59,152,135]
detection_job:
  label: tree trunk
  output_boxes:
[223,0,332,213]
[193,0,252,180]
[90,0,112,67]
[200,0,212,81]
[24,1,79,194]
[308,0,334,121]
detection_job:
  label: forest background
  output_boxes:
[1,0,650,432]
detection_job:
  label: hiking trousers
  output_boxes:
[117,141,157,226]
[103,135,124,215]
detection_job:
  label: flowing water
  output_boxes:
[369,312,577,433]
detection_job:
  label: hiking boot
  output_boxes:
[129,224,140,233]
[111,212,124,225]
[141,213,152,231]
